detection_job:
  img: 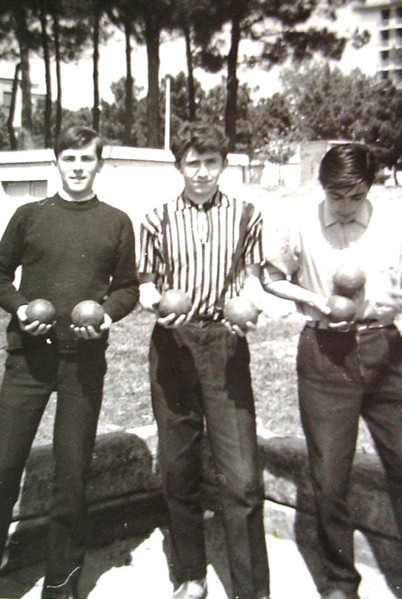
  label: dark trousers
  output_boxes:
[0,343,106,598]
[297,325,402,596]
[150,322,270,599]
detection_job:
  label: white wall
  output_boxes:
[0,146,249,237]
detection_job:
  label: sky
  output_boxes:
[0,2,375,111]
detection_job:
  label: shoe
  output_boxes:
[321,589,360,599]
[172,578,207,599]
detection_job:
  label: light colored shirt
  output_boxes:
[264,196,402,322]
[139,190,264,319]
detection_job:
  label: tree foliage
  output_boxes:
[4,0,399,167]
[280,62,402,175]
[99,77,145,146]
[248,92,297,150]
[189,0,352,149]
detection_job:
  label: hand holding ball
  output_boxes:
[328,263,365,323]
[158,289,192,318]
[327,295,357,323]
[71,300,105,330]
[224,297,259,328]
[26,299,56,325]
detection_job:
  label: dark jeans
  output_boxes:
[150,322,270,599]
[297,325,402,596]
[0,342,106,598]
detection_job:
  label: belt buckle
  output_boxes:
[355,320,381,332]
[324,320,355,332]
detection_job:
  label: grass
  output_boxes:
[101,306,305,440]
[0,303,375,453]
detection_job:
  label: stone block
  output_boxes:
[14,430,161,520]
[4,429,166,572]
[4,430,402,578]
[202,434,402,575]
[258,436,399,539]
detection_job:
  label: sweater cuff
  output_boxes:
[139,272,157,284]
[0,291,29,315]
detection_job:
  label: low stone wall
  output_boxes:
[15,428,161,520]
[3,428,166,571]
[258,436,402,579]
[2,428,401,577]
[259,436,397,536]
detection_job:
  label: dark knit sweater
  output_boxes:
[0,194,138,352]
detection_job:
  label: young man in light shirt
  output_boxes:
[263,143,402,599]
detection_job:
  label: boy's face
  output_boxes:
[324,180,370,223]
[57,141,102,200]
[179,148,226,204]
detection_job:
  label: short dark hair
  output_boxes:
[318,143,377,189]
[171,121,229,164]
[54,126,103,160]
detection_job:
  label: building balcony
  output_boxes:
[379,41,402,51]
[378,16,402,30]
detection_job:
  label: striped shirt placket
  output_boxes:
[139,191,263,319]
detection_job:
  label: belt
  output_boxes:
[305,319,395,333]
[185,316,224,328]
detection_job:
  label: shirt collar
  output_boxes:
[322,198,371,228]
[58,188,96,203]
[179,188,228,211]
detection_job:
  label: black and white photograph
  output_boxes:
[0,1,401,598]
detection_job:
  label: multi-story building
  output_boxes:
[354,0,402,87]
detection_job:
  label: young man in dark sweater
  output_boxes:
[0,126,138,598]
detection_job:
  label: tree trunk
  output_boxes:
[40,8,52,148]
[124,21,133,145]
[7,63,21,150]
[53,13,62,140]
[392,163,399,186]
[183,24,196,121]
[225,9,241,151]
[14,5,33,146]
[92,7,100,132]
[144,13,161,148]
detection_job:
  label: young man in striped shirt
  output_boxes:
[139,122,270,599]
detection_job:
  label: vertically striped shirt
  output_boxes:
[139,190,264,319]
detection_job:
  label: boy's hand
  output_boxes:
[369,267,402,320]
[140,283,190,327]
[157,312,187,328]
[325,296,356,331]
[17,305,54,336]
[327,320,352,331]
[307,294,332,317]
[139,282,161,312]
[71,313,112,339]
[223,318,257,337]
